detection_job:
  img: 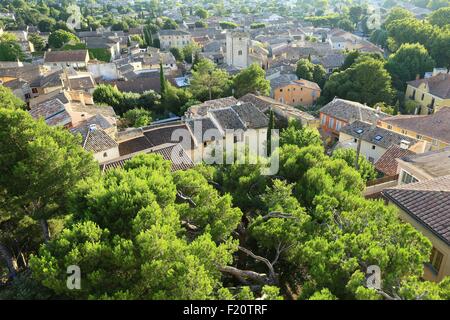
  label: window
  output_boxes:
[372,145,376,150]
[400,170,418,185]
[368,156,374,163]
[103,152,108,158]
[430,247,444,273]
[203,141,207,147]
[32,88,38,94]
[279,88,283,92]
[238,50,243,56]
[401,129,408,135]
[421,93,425,100]
[432,139,438,146]
[354,138,357,143]
[329,118,334,129]
[387,125,392,130]
[321,114,327,125]
[416,134,423,140]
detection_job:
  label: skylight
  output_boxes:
[355,129,364,134]
[374,135,383,141]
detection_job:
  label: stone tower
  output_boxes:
[226,31,249,69]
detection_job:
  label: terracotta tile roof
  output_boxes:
[319,98,388,123]
[231,103,269,129]
[186,96,238,117]
[340,120,417,149]
[44,50,89,63]
[68,75,96,91]
[293,78,321,91]
[101,144,194,172]
[83,129,118,153]
[407,73,450,99]
[28,98,72,127]
[375,145,414,176]
[118,122,195,157]
[209,107,246,131]
[399,147,450,178]
[382,107,450,144]
[383,175,450,245]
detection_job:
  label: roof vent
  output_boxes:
[400,140,410,150]
[89,124,97,132]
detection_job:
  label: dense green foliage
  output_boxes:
[321,57,395,106]
[189,59,232,101]
[232,63,270,98]
[93,84,161,116]
[296,59,327,88]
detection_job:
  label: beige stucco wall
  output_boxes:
[338,132,387,163]
[273,83,320,107]
[405,84,450,115]
[391,203,450,282]
[378,120,448,151]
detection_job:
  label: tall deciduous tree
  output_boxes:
[321,57,394,106]
[386,43,436,90]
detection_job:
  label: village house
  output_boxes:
[318,98,388,141]
[239,93,319,128]
[383,175,450,282]
[337,120,423,164]
[158,30,192,50]
[84,36,121,61]
[44,50,90,70]
[377,107,450,151]
[272,78,321,107]
[394,148,450,186]
[404,73,450,115]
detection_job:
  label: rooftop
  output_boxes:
[319,98,388,124]
[44,50,89,63]
[374,144,415,176]
[407,73,450,99]
[383,175,450,245]
[340,120,417,149]
[399,148,450,178]
[381,107,450,144]
[101,144,194,172]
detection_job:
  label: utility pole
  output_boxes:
[354,137,362,171]
[208,70,212,100]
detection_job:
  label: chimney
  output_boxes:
[400,140,410,150]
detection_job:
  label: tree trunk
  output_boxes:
[40,219,51,242]
[0,242,18,278]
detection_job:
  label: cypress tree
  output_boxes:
[159,62,166,98]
